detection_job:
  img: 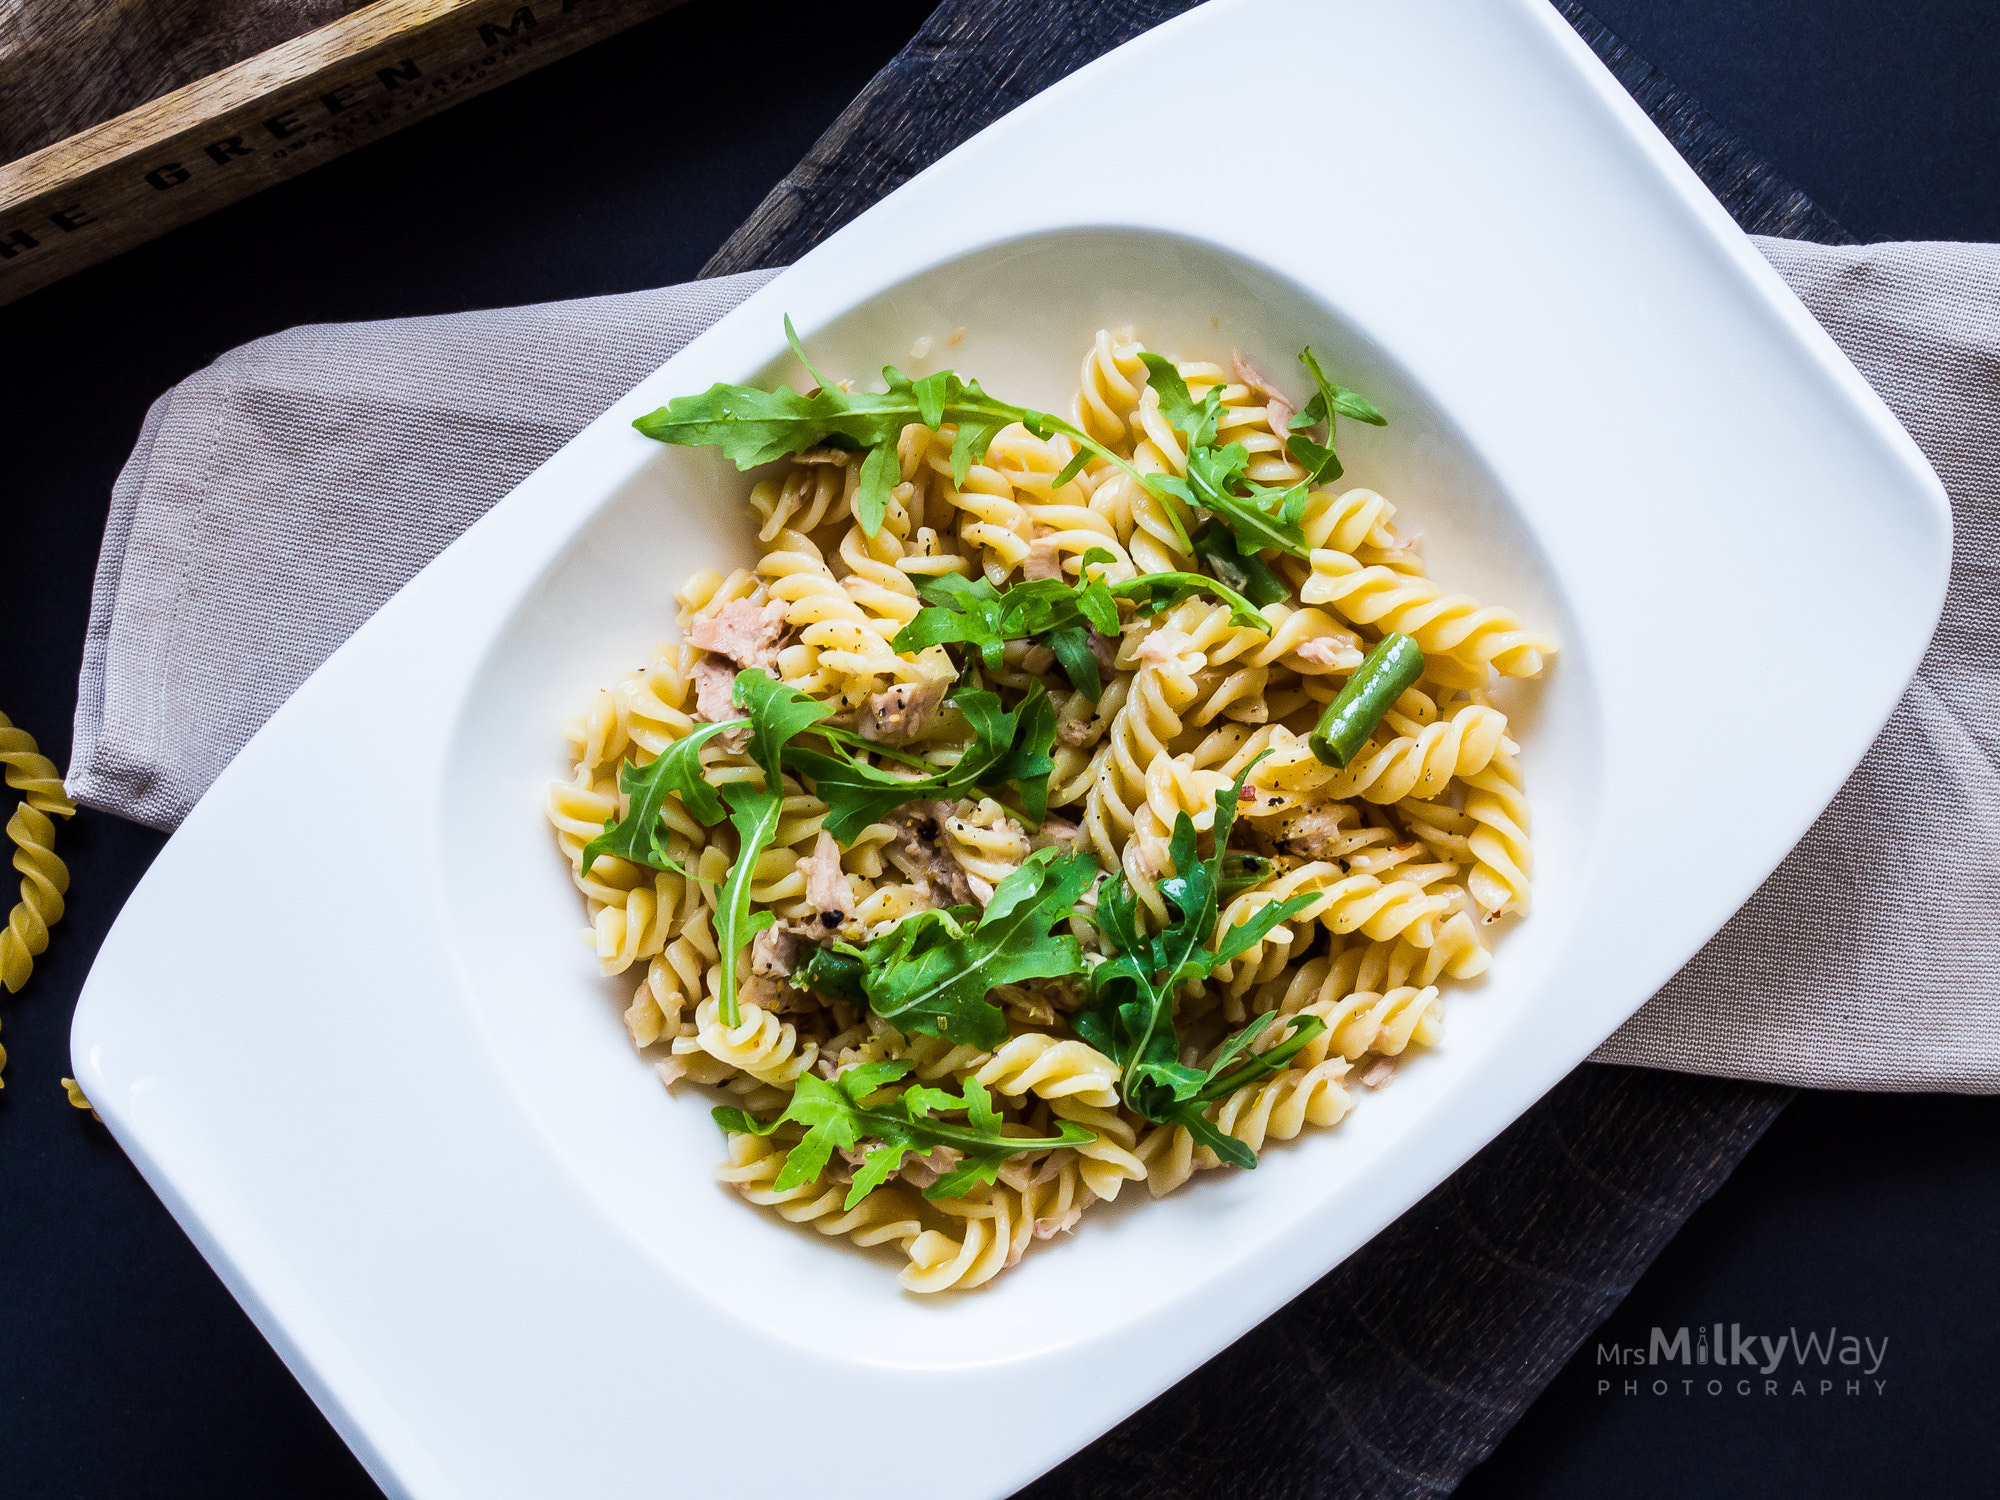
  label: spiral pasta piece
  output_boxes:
[1082,623,1204,869]
[1463,752,1533,916]
[676,998,819,1086]
[942,798,1031,897]
[718,1132,927,1247]
[1308,703,1511,805]
[902,1186,1017,1292]
[1300,549,1556,680]
[1298,486,1401,556]
[971,1032,1122,1109]
[929,442,1032,581]
[1073,328,1149,447]
[1205,1058,1353,1158]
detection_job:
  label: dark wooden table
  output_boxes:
[2,2,1996,1495]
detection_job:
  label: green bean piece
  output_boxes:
[1308,632,1426,768]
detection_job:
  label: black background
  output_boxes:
[2,2,1996,1495]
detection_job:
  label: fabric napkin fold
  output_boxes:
[66,238,1999,1092]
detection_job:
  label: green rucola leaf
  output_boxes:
[1297,346,1386,426]
[1190,520,1289,607]
[713,792,780,1027]
[1135,353,1309,559]
[769,1071,864,1191]
[856,849,1094,1047]
[949,414,1006,488]
[1052,446,1091,489]
[579,718,741,877]
[856,439,899,535]
[977,686,1058,825]
[711,670,834,1025]
[717,1049,1089,1211]
[1287,346,1386,488]
[784,313,836,393]
[734,668,830,777]
[1045,626,1102,702]
[711,1105,781,1137]
[847,1142,915,1203]
[1172,1105,1260,1171]
[1136,353,1216,443]
[1192,1013,1329,1105]
[1109,569,1268,631]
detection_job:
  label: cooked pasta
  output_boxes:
[546,328,1552,1290]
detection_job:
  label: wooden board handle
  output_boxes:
[0,0,686,306]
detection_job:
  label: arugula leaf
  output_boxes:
[710,670,831,1026]
[1190,519,1289,608]
[1045,625,1103,701]
[791,945,865,1004]
[1285,346,1388,488]
[977,686,1058,825]
[579,719,740,878]
[1137,353,1313,559]
[888,552,1266,703]
[783,682,1058,841]
[1073,752,1323,1167]
[635,318,1167,540]
[1113,571,1267,631]
[1135,348,1387,564]
[737,667,831,778]
[713,1057,1093,1210]
[847,848,1095,1048]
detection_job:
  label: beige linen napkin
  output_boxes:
[68,240,1999,1091]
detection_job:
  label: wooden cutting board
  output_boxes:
[0,0,684,306]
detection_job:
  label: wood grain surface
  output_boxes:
[1,0,374,165]
[0,0,685,305]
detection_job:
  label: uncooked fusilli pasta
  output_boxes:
[2,712,77,1088]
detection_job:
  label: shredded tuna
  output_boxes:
[1280,806,1357,860]
[1293,635,1358,669]
[1087,628,1119,677]
[885,802,976,905]
[1058,716,1097,748]
[801,831,857,925]
[860,676,951,745]
[1136,628,1199,666]
[1028,1150,1068,1186]
[1127,833,1173,882]
[1033,1208,1084,1240]
[1031,813,1082,853]
[1232,351,1296,440]
[1002,987,1059,1026]
[1023,536,1065,581]
[898,1145,962,1190]
[692,657,740,722]
[1361,1057,1399,1089]
[751,925,805,979]
[742,970,814,1015]
[795,446,852,466]
[689,597,788,670]
[653,1058,687,1088]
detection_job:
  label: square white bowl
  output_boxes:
[71,2,1946,1496]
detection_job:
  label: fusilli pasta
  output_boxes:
[546,328,1552,1290]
